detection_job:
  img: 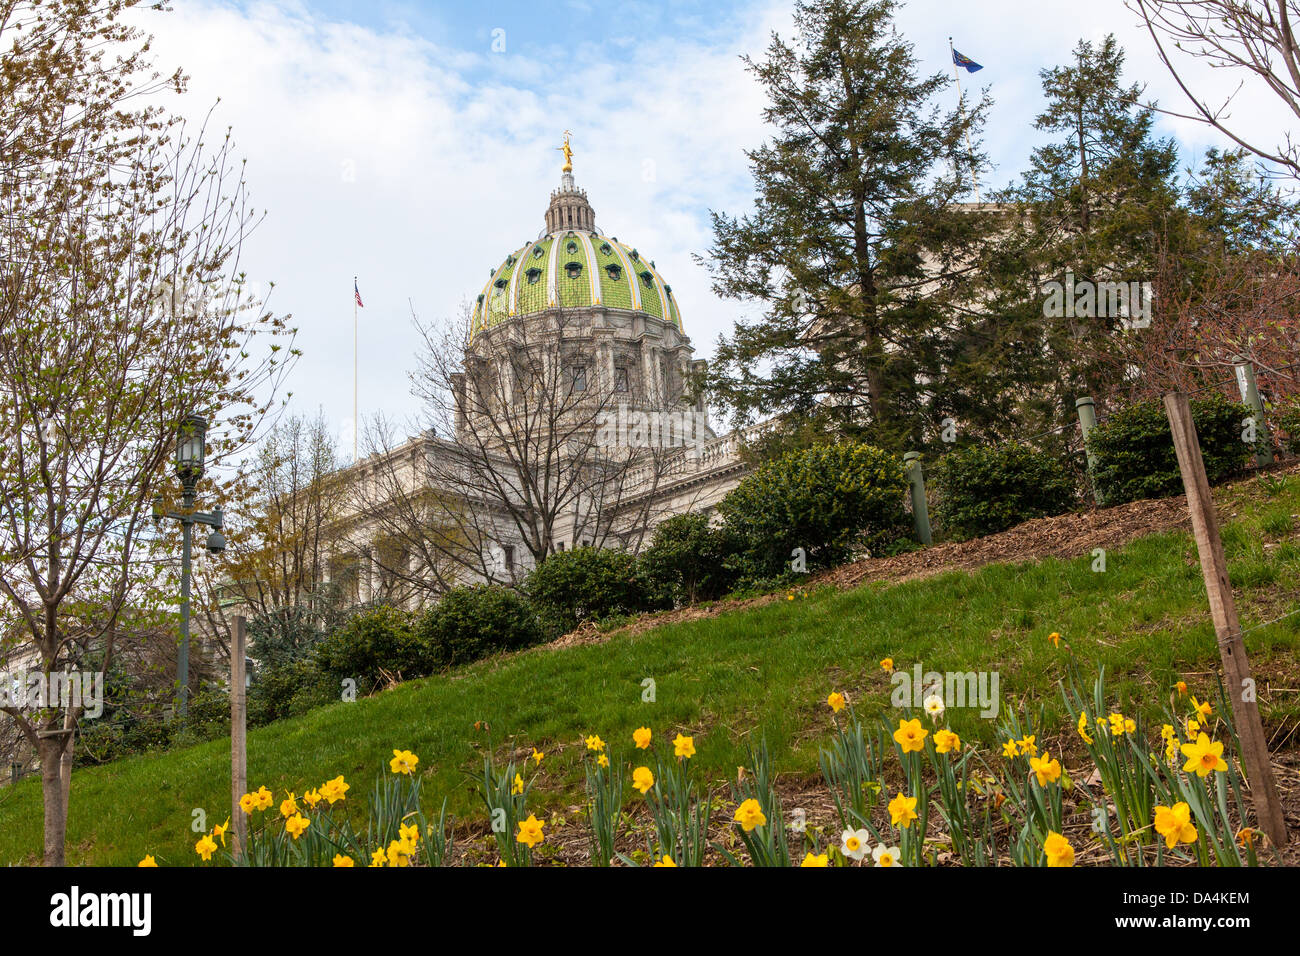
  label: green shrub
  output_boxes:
[312,605,423,697]
[248,658,334,725]
[637,512,738,606]
[523,547,655,637]
[1087,393,1252,505]
[418,584,544,668]
[932,443,1078,539]
[1274,400,1300,456]
[717,441,910,582]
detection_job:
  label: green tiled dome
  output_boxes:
[471,231,683,338]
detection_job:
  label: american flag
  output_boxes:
[354,279,364,308]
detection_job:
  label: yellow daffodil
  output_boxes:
[673,733,695,759]
[1160,723,1175,740]
[893,718,928,754]
[400,822,420,845]
[238,791,258,815]
[1180,733,1228,777]
[1108,713,1129,737]
[1001,739,1020,759]
[212,818,230,847]
[369,848,386,867]
[512,773,524,795]
[934,729,962,754]
[1191,696,1212,719]
[800,852,829,867]
[532,748,545,764]
[827,691,847,713]
[1048,631,1061,648]
[390,749,419,775]
[320,775,350,804]
[1175,680,1188,696]
[653,854,677,867]
[585,734,606,752]
[632,766,654,795]
[1044,831,1074,867]
[888,792,918,829]
[1153,802,1198,850]
[1236,827,1257,848]
[386,838,414,867]
[733,798,767,833]
[279,793,298,818]
[195,834,217,862]
[285,813,309,840]
[250,785,273,812]
[138,854,157,867]
[302,789,321,809]
[1030,752,1062,787]
[332,854,355,867]
[633,727,652,749]
[1017,734,1038,757]
[880,657,894,673]
[516,813,545,849]
[1077,712,1094,745]
[597,753,609,768]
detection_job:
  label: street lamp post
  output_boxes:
[153,414,226,719]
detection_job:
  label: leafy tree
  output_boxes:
[1184,147,1299,254]
[700,0,1000,452]
[0,1,295,864]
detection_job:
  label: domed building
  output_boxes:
[332,142,754,606]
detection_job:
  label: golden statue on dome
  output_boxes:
[558,130,573,173]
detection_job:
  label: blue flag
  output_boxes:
[952,48,983,73]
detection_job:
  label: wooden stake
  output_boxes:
[1163,392,1288,848]
[231,615,248,859]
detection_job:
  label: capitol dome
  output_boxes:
[470,157,683,337]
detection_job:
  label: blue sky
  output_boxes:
[136,1,1286,458]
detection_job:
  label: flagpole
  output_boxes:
[353,275,358,464]
[949,37,982,204]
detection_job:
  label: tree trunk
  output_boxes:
[39,734,68,866]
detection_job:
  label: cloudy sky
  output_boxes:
[135,0,1290,457]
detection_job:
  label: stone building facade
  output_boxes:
[329,157,753,605]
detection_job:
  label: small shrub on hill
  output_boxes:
[717,441,910,582]
[1087,393,1252,505]
[932,443,1078,539]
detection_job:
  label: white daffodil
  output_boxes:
[872,844,902,867]
[789,809,808,834]
[841,828,871,861]
[923,693,946,722]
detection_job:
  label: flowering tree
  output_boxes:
[0,0,296,864]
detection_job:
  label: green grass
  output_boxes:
[2,473,1299,866]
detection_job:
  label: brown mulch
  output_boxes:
[818,494,1193,590]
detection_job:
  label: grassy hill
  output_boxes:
[2,470,1299,866]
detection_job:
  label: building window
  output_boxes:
[525,267,541,284]
[565,262,583,279]
[605,264,622,280]
[566,240,578,253]
[503,545,515,573]
[640,270,654,288]
[614,366,628,392]
[571,365,587,392]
